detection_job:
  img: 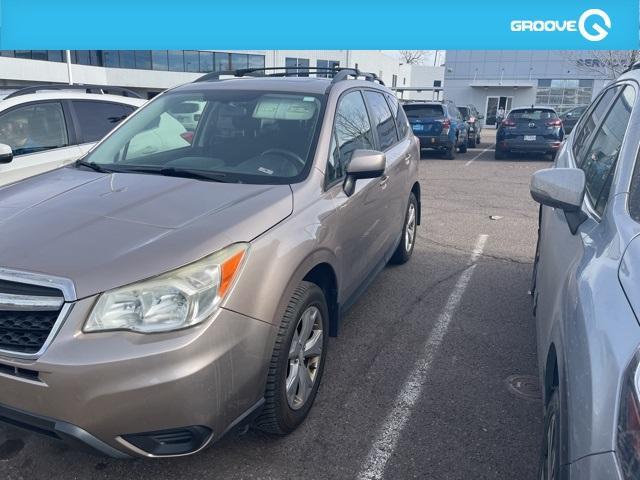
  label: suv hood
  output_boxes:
[0,168,293,299]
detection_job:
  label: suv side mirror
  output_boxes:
[478,114,485,120]
[343,149,386,196]
[0,144,13,164]
[530,168,587,234]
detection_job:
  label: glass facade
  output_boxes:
[0,50,265,74]
[317,59,340,78]
[535,79,594,113]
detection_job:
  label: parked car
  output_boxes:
[0,67,420,458]
[403,100,468,159]
[0,85,145,187]
[458,104,484,146]
[495,106,564,160]
[559,105,588,134]
[529,69,640,479]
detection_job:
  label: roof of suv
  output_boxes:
[173,76,348,95]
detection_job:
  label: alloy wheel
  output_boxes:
[405,203,417,252]
[286,306,324,410]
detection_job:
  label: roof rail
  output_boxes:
[195,66,385,85]
[4,84,142,100]
[623,61,640,74]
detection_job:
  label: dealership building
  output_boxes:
[443,50,613,127]
[0,50,443,99]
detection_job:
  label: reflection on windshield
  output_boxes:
[83,91,324,184]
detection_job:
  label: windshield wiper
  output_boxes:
[112,165,228,182]
[75,160,114,173]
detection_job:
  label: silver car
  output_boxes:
[0,67,420,458]
[530,67,640,479]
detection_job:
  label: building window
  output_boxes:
[14,51,32,59]
[248,54,265,70]
[102,51,120,68]
[152,51,169,71]
[536,79,594,113]
[135,51,152,70]
[168,50,184,72]
[199,51,214,72]
[317,59,340,77]
[47,51,64,62]
[119,51,136,69]
[183,51,199,73]
[231,53,249,70]
[215,52,230,71]
[285,57,310,76]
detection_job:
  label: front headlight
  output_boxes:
[84,243,248,333]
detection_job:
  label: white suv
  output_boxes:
[0,86,146,187]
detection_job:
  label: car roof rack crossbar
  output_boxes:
[4,84,142,100]
[330,68,385,85]
[196,66,385,85]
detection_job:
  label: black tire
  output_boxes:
[390,193,418,265]
[459,135,468,153]
[476,135,481,146]
[256,282,328,435]
[538,389,564,480]
[444,146,455,160]
[494,149,507,160]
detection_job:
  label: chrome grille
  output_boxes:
[0,274,68,357]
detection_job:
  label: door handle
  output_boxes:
[404,153,412,164]
[379,175,389,187]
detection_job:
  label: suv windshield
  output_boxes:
[508,109,557,121]
[404,104,444,118]
[81,90,325,184]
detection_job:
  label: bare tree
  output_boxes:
[398,50,426,65]
[570,50,640,79]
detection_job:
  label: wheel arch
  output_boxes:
[544,343,559,407]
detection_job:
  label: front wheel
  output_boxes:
[494,149,507,160]
[538,389,564,480]
[256,282,328,435]
[390,193,418,264]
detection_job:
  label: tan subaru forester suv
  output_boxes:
[0,67,420,458]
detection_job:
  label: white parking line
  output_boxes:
[356,234,489,480]
[465,145,495,166]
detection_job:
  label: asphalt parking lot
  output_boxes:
[0,131,548,480]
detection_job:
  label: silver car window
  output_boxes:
[580,86,636,216]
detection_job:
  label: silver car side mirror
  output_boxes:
[530,168,587,234]
[0,143,13,164]
[343,149,386,197]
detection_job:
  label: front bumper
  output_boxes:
[497,138,562,154]
[0,298,275,457]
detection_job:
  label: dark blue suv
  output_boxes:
[403,101,468,159]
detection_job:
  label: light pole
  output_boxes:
[65,50,73,85]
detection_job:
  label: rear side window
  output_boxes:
[0,102,69,156]
[364,91,398,150]
[386,94,409,139]
[573,86,621,164]
[580,86,635,216]
[73,101,135,143]
[508,109,557,121]
[404,104,444,118]
[326,90,375,185]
